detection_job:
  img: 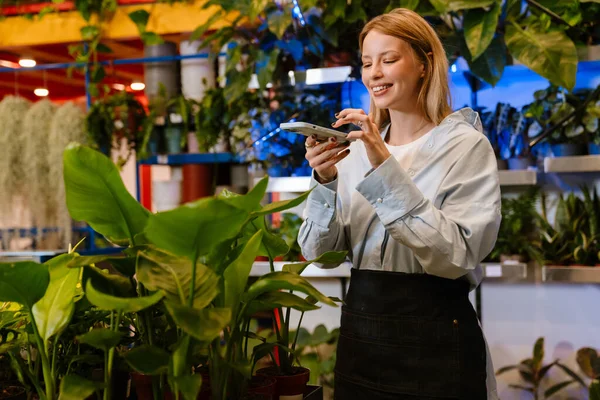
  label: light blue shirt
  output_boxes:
[298,107,501,399]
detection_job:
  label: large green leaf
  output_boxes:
[267,10,292,39]
[252,189,312,217]
[77,328,123,351]
[58,374,103,400]
[245,272,336,307]
[0,262,49,310]
[82,264,135,298]
[465,36,506,86]
[576,347,598,379]
[164,302,231,341]
[430,0,494,12]
[464,2,501,60]
[282,251,347,275]
[85,280,164,313]
[136,247,219,308]
[219,176,268,212]
[505,22,577,90]
[67,254,127,271]
[144,197,249,261]
[242,217,290,257]
[121,345,170,375]
[32,254,80,344]
[244,292,320,317]
[63,143,151,246]
[223,231,263,308]
[171,375,203,400]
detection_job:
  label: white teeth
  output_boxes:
[373,85,391,93]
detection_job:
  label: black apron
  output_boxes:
[334,268,487,400]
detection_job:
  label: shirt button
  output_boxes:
[428,142,433,148]
[323,203,330,208]
[376,198,383,203]
[408,169,415,176]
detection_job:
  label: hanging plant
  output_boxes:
[48,102,87,249]
[0,96,30,220]
[21,99,57,247]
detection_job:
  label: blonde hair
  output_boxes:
[359,8,452,127]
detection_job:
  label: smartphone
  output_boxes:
[280,122,355,142]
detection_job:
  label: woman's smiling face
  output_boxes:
[361,30,425,112]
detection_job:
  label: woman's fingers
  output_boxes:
[318,147,351,170]
[308,142,350,169]
[332,112,373,131]
[335,109,366,120]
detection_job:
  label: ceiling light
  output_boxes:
[0,59,20,69]
[19,58,36,68]
[112,83,126,91]
[34,88,49,97]
[130,82,145,91]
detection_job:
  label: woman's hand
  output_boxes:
[332,108,391,170]
[305,135,351,184]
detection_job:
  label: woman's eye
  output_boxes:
[383,60,397,64]
[363,64,372,68]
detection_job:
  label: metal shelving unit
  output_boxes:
[543,155,600,173]
[498,170,537,186]
[138,152,238,165]
[542,266,600,283]
[481,262,528,281]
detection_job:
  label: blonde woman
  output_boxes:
[299,8,501,400]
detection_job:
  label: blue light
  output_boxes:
[291,0,306,26]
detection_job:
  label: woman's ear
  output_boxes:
[420,52,432,78]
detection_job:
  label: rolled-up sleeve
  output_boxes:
[356,135,501,279]
[298,172,350,268]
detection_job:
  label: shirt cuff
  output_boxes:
[355,156,425,226]
[304,170,338,228]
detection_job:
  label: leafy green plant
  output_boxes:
[490,187,543,264]
[272,213,304,262]
[575,347,600,400]
[86,92,147,167]
[496,337,585,400]
[294,324,339,389]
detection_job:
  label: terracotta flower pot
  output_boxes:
[245,375,277,400]
[256,367,310,400]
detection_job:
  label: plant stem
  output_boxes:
[51,332,62,383]
[29,314,54,400]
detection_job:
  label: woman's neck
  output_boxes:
[386,108,435,146]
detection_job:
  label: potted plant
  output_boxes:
[574,346,600,398]
[496,337,585,400]
[489,187,542,264]
[294,325,339,397]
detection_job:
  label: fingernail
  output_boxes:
[335,112,340,118]
[311,135,317,139]
[331,122,336,127]
[329,137,336,142]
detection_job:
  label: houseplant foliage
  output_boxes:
[52,142,343,400]
[496,337,585,400]
[575,346,600,399]
[489,187,543,264]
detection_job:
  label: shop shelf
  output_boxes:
[542,266,600,283]
[543,155,600,173]
[262,176,312,193]
[481,262,528,280]
[498,170,537,186]
[250,261,352,277]
[139,152,238,165]
[0,250,61,263]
